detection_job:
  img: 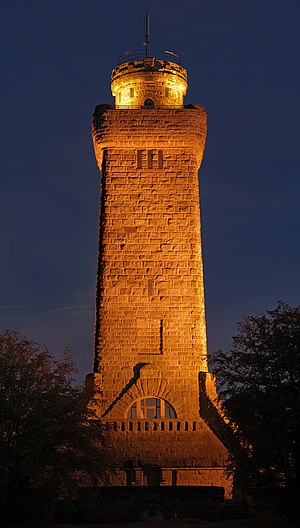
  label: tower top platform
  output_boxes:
[111,54,188,109]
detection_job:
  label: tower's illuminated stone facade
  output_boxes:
[90,54,231,496]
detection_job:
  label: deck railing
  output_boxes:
[117,49,181,66]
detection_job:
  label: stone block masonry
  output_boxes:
[89,56,232,498]
[92,106,207,421]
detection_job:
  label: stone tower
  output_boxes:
[90,50,231,496]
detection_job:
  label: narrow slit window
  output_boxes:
[137,150,143,169]
[147,150,154,169]
[160,320,163,354]
[172,470,178,486]
[148,280,153,296]
[158,150,163,169]
[130,87,134,98]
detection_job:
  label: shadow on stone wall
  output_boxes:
[199,371,235,454]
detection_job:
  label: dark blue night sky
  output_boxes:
[1,0,300,379]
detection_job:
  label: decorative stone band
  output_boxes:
[102,419,201,433]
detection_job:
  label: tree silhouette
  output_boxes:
[210,301,300,491]
[0,330,106,524]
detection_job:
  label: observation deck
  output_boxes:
[111,49,188,109]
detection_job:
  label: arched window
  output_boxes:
[127,398,176,419]
[144,98,154,108]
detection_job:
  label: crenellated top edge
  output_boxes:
[112,57,187,83]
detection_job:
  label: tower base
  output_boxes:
[86,371,233,499]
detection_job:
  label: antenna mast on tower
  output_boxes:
[144,11,150,57]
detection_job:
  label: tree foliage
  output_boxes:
[210,301,300,490]
[0,330,106,524]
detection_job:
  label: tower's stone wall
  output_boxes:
[90,57,232,497]
[106,423,231,494]
[92,106,207,421]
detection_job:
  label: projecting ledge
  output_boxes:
[93,103,204,112]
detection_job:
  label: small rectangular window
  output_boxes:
[147,150,154,169]
[148,279,153,296]
[130,87,134,98]
[137,150,143,169]
[165,87,170,97]
[158,150,163,169]
[172,470,178,486]
[126,469,134,486]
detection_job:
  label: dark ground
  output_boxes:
[47,511,297,528]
